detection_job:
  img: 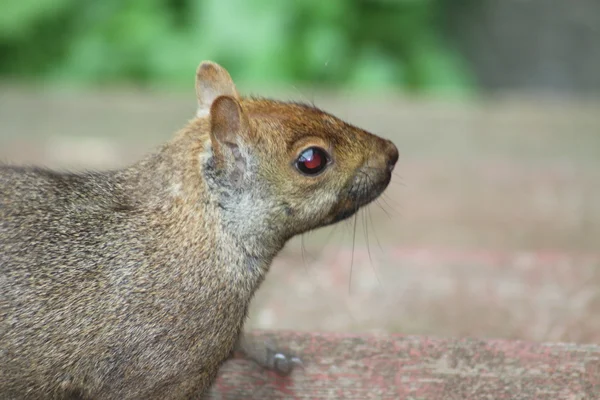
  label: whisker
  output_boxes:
[347,174,366,296]
[362,207,383,290]
[357,170,399,213]
[362,208,371,264]
[376,202,392,219]
[349,210,358,295]
[300,234,310,277]
[290,84,312,106]
[321,223,339,250]
[378,194,399,213]
[367,204,384,253]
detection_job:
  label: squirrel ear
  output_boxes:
[210,95,248,144]
[208,95,250,173]
[196,61,240,118]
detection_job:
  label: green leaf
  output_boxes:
[347,47,404,91]
[0,0,74,39]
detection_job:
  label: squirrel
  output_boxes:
[0,61,399,399]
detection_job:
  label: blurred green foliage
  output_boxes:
[0,0,473,93]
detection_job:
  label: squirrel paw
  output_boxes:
[268,351,303,376]
[236,335,304,376]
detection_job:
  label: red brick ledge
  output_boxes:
[208,330,600,400]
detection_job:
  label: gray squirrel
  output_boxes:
[0,61,399,399]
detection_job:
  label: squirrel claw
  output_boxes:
[270,352,303,376]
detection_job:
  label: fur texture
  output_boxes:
[0,61,398,399]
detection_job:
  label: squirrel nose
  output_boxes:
[385,140,399,171]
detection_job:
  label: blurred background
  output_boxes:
[1,0,599,344]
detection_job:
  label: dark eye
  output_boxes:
[295,147,329,176]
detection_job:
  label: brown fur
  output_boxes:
[0,61,398,399]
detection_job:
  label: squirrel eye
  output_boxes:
[296,147,329,176]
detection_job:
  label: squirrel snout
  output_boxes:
[384,140,399,172]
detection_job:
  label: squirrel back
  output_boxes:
[0,61,398,399]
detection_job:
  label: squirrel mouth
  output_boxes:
[330,207,358,224]
[327,170,392,225]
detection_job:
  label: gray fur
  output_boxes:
[0,148,272,399]
[0,92,399,399]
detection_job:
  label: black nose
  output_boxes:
[386,140,399,171]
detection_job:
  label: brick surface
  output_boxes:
[208,330,600,399]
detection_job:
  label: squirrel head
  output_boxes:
[191,61,398,248]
